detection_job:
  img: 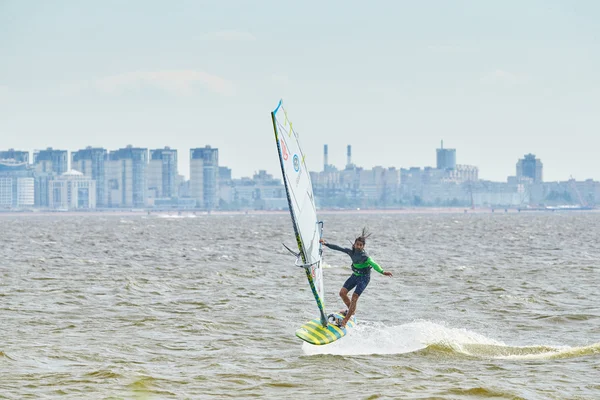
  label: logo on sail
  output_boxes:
[293,154,300,172]
[281,139,289,161]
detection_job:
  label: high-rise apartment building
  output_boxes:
[190,146,219,210]
[33,147,68,175]
[516,153,543,183]
[0,149,30,163]
[32,148,69,206]
[106,146,148,207]
[148,147,178,199]
[436,141,456,170]
[72,147,107,206]
[0,160,34,208]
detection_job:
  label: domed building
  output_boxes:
[49,169,96,209]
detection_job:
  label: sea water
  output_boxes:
[1,211,599,399]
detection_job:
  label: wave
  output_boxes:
[422,342,600,360]
[302,320,600,360]
[0,351,16,361]
[84,369,123,379]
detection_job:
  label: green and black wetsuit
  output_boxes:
[323,242,385,295]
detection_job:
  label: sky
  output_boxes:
[1,0,599,182]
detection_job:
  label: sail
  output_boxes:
[271,99,326,325]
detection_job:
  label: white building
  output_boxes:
[16,178,34,206]
[0,160,35,208]
[444,164,479,183]
[189,157,204,206]
[49,170,97,209]
[0,177,12,207]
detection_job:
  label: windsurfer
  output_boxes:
[320,228,392,328]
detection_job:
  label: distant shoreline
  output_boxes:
[0,207,597,217]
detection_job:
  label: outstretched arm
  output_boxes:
[368,258,393,277]
[319,239,352,255]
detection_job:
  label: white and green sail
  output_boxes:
[271,99,326,326]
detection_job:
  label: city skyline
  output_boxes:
[2,1,599,182]
[0,143,587,185]
[3,142,595,211]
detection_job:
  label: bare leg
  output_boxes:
[339,287,351,309]
[341,293,360,327]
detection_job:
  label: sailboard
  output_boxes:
[271,99,355,345]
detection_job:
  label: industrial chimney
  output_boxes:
[323,144,328,171]
[347,145,352,167]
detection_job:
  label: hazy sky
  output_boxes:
[1,0,599,181]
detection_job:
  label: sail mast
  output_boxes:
[271,99,327,326]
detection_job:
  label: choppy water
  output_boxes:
[1,211,599,399]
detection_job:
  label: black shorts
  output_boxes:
[342,273,371,296]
